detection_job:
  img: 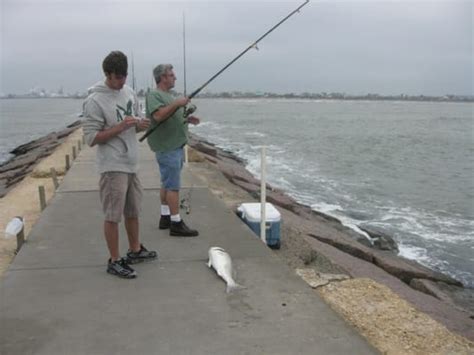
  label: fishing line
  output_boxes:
[139,0,309,142]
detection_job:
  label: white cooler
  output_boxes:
[237,202,281,249]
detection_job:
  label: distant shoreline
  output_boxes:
[1,94,473,103]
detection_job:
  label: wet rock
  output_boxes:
[356,235,373,248]
[373,254,463,287]
[192,142,217,157]
[308,233,375,263]
[218,161,258,185]
[345,210,373,221]
[231,179,260,198]
[359,226,399,252]
[0,167,26,180]
[204,156,218,164]
[66,120,82,128]
[9,133,58,156]
[266,192,299,212]
[310,209,347,224]
[0,124,81,194]
[410,279,454,303]
[0,152,44,173]
[56,128,76,139]
[435,282,474,315]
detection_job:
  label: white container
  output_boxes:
[5,217,24,239]
[238,203,281,249]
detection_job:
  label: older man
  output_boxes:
[145,64,200,237]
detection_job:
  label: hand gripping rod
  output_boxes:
[139,0,309,142]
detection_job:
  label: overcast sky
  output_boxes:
[1,0,472,96]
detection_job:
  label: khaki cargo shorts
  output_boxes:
[99,172,142,223]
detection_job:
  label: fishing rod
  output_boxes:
[182,12,187,97]
[180,10,193,214]
[182,11,197,119]
[139,0,309,142]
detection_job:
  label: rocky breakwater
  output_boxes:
[188,133,474,341]
[0,120,82,198]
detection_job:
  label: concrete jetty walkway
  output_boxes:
[0,145,377,354]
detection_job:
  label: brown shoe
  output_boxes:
[170,220,199,237]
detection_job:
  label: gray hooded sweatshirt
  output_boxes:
[83,81,140,174]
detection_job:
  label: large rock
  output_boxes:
[192,142,217,157]
[56,127,77,139]
[66,120,82,128]
[0,151,45,173]
[204,155,218,164]
[308,232,463,287]
[409,279,455,303]
[0,124,81,193]
[0,166,26,180]
[359,226,398,252]
[373,254,463,287]
[231,179,260,198]
[217,161,258,185]
[189,133,244,164]
[303,235,474,341]
[9,133,58,156]
[266,191,299,212]
[308,233,375,263]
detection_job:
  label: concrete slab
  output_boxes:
[1,257,375,355]
[9,189,269,270]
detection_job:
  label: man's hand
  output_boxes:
[187,115,200,125]
[91,116,140,146]
[174,97,190,108]
[120,116,139,131]
[136,118,151,132]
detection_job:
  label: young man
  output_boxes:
[83,50,157,279]
[146,64,201,237]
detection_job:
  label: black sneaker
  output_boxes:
[107,258,137,279]
[170,220,199,237]
[159,215,171,229]
[126,244,158,264]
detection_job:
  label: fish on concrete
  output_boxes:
[207,247,244,293]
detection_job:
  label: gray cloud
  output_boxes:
[1,0,472,95]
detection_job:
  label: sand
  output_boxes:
[0,129,84,276]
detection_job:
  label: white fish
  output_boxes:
[207,247,244,293]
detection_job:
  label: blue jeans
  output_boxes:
[155,147,184,190]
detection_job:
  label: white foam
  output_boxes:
[310,202,342,213]
[244,132,266,138]
[397,244,431,263]
[379,206,474,243]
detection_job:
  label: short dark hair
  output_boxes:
[102,51,128,76]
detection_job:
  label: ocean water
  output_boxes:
[1,97,473,287]
[191,98,474,287]
[0,98,83,164]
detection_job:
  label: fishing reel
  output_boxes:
[183,103,197,118]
